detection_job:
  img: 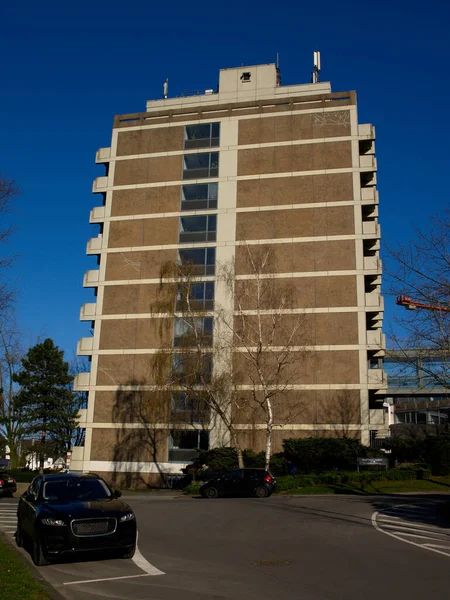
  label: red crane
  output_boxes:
[396,295,450,312]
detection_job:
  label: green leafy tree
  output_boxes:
[13,338,79,472]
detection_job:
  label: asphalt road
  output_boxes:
[2,493,450,599]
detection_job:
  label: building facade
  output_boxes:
[72,63,386,483]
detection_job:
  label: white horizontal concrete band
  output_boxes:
[112,105,355,134]
[76,383,369,392]
[94,166,373,193]
[103,200,358,223]
[87,307,360,321]
[89,270,377,286]
[90,234,367,254]
[81,345,368,356]
[106,136,355,162]
[77,423,365,432]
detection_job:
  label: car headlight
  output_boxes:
[120,512,135,522]
[41,518,65,526]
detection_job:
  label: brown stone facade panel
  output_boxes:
[234,313,358,347]
[96,471,166,490]
[102,284,160,315]
[237,172,353,208]
[96,354,168,386]
[104,249,177,281]
[234,350,359,385]
[108,217,178,248]
[235,240,356,274]
[233,389,361,425]
[116,126,184,156]
[93,390,170,424]
[237,142,352,176]
[236,206,354,241]
[99,318,171,350]
[90,428,167,463]
[114,156,182,185]
[111,187,181,217]
[238,111,351,145]
[234,275,357,310]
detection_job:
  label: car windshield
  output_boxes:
[42,479,112,503]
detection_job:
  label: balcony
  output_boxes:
[83,270,100,287]
[92,176,108,193]
[363,256,381,272]
[87,235,103,254]
[360,155,377,170]
[365,292,383,309]
[358,124,375,139]
[368,368,387,386]
[90,206,106,223]
[367,330,385,348]
[77,337,94,355]
[95,147,111,163]
[80,303,97,321]
[77,408,88,424]
[74,372,90,391]
[361,187,377,203]
[362,221,381,237]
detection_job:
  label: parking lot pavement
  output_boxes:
[0,496,166,600]
[4,493,450,599]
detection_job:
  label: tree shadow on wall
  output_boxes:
[111,379,170,490]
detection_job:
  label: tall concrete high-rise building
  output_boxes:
[72,62,387,483]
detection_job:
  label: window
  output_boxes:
[178,248,215,275]
[176,281,214,311]
[181,183,218,211]
[171,392,210,424]
[184,123,220,149]
[172,353,212,384]
[420,357,449,388]
[241,72,251,82]
[168,430,209,462]
[183,152,219,180]
[173,317,213,347]
[179,215,216,243]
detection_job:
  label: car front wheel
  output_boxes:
[32,531,49,566]
[205,486,219,499]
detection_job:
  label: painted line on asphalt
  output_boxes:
[378,522,450,536]
[377,519,440,529]
[63,530,165,586]
[372,507,450,558]
[132,531,165,576]
[64,574,152,586]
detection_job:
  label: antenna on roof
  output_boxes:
[163,78,168,99]
[311,51,321,84]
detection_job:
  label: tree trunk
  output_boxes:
[230,430,244,468]
[264,397,274,470]
[39,422,46,475]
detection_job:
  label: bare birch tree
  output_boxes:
[151,245,308,470]
[0,316,26,468]
[387,210,450,389]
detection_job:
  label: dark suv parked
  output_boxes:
[200,468,275,498]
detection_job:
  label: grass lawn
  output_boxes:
[0,535,52,600]
[283,477,450,495]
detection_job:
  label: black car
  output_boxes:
[16,473,137,566]
[0,472,17,497]
[200,468,276,498]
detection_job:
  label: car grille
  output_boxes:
[71,518,117,537]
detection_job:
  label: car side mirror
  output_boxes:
[114,490,122,498]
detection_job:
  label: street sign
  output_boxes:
[357,457,388,471]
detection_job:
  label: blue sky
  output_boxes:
[1,0,449,358]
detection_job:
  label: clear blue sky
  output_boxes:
[1,0,449,358]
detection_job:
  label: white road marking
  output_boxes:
[372,504,450,558]
[377,519,440,529]
[64,574,152,586]
[132,531,165,576]
[62,530,165,586]
[392,532,446,541]
[378,522,450,536]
